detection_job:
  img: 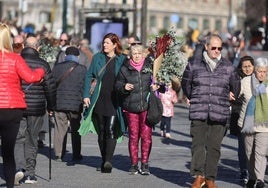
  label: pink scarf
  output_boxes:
[130,58,145,72]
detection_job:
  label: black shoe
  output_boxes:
[22,175,37,184]
[140,163,150,175]
[38,140,45,148]
[240,169,249,184]
[129,164,139,175]
[255,179,265,188]
[72,155,83,161]
[68,155,83,166]
[101,161,112,173]
[246,179,256,188]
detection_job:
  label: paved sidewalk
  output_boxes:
[0,103,267,188]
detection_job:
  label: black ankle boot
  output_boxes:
[101,161,112,173]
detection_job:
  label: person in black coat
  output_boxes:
[115,44,159,175]
[14,36,56,185]
[52,46,87,165]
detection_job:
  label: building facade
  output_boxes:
[0,0,246,38]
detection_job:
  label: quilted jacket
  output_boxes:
[0,51,45,109]
[21,47,56,116]
[182,55,240,124]
[115,57,153,113]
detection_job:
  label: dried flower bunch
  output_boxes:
[146,28,187,91]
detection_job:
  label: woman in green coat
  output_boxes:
[79,33,126,173]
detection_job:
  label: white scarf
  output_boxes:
[203,51,221,72]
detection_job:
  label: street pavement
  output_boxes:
[0,102,267,188]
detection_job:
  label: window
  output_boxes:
[39,11,51,23]
[163,16,170,29]
[203,19,209,30]
[188,18,198,29]
[177,17,183,28]
[215,20,222,31]
[149,15,156,28]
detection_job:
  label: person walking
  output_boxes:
[159,84,178,138]
[238,57,268,188]
[14,36,56,185]
[52,46,87,164]
[56,36,90,69]
[115,43,161,175]
[0,23,45,188]
[79,33,126,173]
[229,55,255,185]
[181,34,241,188]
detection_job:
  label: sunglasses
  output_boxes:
[131,41,142,46]
[210,46,222,51]
[60,39,67,42]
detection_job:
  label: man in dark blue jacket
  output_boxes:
[14,36,56,185]
[182,34,240,188]
[52,46,87,165]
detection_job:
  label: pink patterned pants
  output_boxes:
[124,111,152,165]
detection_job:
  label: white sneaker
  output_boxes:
[14,170,24,185]
[24,175,37,184]
[165,133,171,138]
[160,131,165,137]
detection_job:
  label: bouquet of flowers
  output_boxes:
[39,39,60,67]
[147,28,187,92]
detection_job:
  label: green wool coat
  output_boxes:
[78,52,126,142]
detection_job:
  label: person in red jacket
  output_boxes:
[0,23,45,188]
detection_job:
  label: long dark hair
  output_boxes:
[101,33,122,55]
[237,55,254,78]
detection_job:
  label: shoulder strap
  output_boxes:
[97,56,115,77]
[56,64,79,87]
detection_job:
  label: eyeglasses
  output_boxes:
[130,41,142,46]
[60,39,67,42]
[211,46,222,51]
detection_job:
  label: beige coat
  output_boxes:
[238,76,268,133]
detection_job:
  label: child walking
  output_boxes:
[159,84,178,138]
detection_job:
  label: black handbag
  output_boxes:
[146,89,163,127]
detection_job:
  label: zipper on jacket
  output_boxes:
[138,71,145,111]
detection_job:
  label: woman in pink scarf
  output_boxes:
[115,44,158,175]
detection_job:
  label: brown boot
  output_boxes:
[205,179,217,188]
[191,175,205,188]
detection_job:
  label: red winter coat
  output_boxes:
[0,52,45,109]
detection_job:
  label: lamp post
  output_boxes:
[79,0,85,39]
[141,0,147,45]
[122,0,126,17]
[133,0,137,37]
[263,0,268,51]
[62,0,67,33]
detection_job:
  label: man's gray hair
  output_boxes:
[205,34,222,45]
[24,36,40,49]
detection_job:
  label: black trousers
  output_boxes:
[94,113,117,163]
[0,109,22,188]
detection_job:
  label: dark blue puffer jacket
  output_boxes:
[21,47,56,116]
[181,55,240,124]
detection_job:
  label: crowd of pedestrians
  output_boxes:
[0,21,267,188]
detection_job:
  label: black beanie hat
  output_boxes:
[65,46,80,56]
